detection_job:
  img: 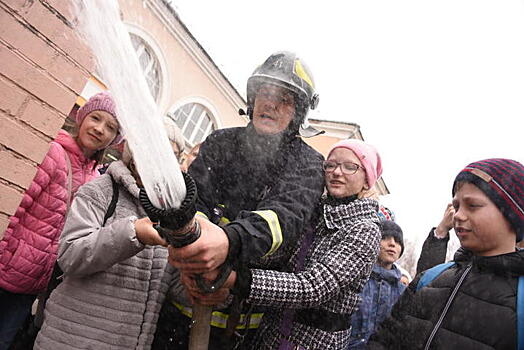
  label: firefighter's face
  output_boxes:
[252,84,295,135]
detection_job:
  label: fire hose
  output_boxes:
[139,172,231,349]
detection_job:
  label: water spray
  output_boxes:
[74,1,222,348]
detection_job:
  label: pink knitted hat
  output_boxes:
[76,91,123,145]
[327,139,383,188]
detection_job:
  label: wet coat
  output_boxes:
[189,123,325,268]
[368,249,524,350]
[34,161,177,350]
[348,264,405,349]
[153,124,325,349]
[0,130,97,294]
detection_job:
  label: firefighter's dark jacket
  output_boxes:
[188,124,325,266]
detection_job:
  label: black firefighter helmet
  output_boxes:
[246,51,320,135]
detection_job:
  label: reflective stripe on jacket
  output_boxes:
[172,301,263,330]
[188,125,324,266]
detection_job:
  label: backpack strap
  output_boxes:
[416,262,456,291]
[102,174,119,226]
[518,276,524,350]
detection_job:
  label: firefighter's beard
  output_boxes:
[244,122,285,164]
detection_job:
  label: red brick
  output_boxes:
[3,0,34,14]
[3,0,93,72]
[0,213,9,239]
[18,99,66,138]
[23,1,94,70]
[0,8,56,70]
[0,8,91,94]
[57,29,95,73]
[44,0,75,24]
[0,181,24,216]
[7,0,74,25]
[0,115,50,163]
[0,77,28,116]
[48,53,91,94]
[0,44,77,115]
[0,150,37,188]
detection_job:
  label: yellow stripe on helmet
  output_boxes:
[294,59,314,88]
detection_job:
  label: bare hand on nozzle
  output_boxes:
[168,216,229,274]
[134,217,167,246]
[434,203,455,239]
[180,269,236,306]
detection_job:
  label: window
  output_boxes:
[168,103,216,146]
[129,33,162,102]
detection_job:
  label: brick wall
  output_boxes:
[0,0,94,239]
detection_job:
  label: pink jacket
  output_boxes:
[0,130,97,294]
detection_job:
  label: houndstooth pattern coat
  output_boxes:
[248,197,381,350]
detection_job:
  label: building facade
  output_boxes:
[0,0,95,238]
[0,0,387,238]
[116,0,249,148]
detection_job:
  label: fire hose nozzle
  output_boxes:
[139,172,200,247]
[139,172,230,294]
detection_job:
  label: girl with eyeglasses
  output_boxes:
[184,139,383,350]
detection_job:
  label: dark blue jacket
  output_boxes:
[348,264,405,349]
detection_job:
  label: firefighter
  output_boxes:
[153,51,325,349]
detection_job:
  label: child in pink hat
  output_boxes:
[187,139,384,349]
[326,139,383,192]
[0,92,123,348]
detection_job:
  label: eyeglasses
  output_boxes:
[322,160,361,175]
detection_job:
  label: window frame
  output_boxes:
[125,23,169,108]
[167,97,220,147]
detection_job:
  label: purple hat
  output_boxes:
[76,91,123,145]
[327,139,383,188]
[453,158,524,242]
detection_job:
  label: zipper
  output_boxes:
[423,264,472,350]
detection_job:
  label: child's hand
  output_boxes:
[134,217,167,246]
[435,204,455,238]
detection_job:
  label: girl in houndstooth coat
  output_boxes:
[187,139,383,350]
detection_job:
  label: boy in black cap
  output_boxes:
[348,220,406,349]
[368,158,524,350]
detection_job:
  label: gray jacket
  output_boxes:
[34,161,178,350]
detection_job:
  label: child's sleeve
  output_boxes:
[246,221,381,309]
[57,184,144,277]
[367,274,423,349]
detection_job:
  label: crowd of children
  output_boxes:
[0,52,522,350]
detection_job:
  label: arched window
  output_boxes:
[129,33,162,102]
[168,103,216,146]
